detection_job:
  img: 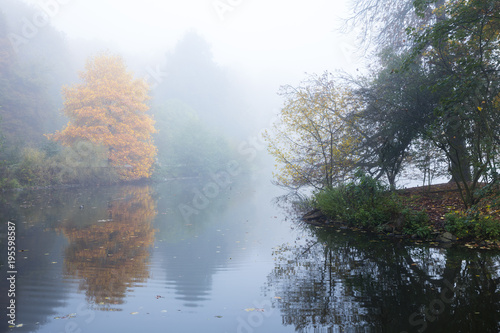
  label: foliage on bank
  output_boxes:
[313,171,433,239]
[312,172,500,241]
[444,184,500,240]
[266,0,500,241]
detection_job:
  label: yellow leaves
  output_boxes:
[47,54,157,181]
[265,73,363,188]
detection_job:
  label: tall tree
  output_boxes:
[48,54,157,180]
[343,0,445,53]
[154,31,250,138]
[264,73,363,190]
[351,50,439,189]
[409,0,500,206]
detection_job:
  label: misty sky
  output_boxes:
[21,0,359,85]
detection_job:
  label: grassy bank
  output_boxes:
[308,173,500,247]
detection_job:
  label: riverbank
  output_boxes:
[303,182,500,250]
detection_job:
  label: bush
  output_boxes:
[402,208,432,238]
[0,177,20,190]
[445,187,500,240]
[10,143,120,187]
[314,171,432,237]
[15,147,51,186]
[445,210,500,240]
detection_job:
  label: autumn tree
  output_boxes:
[264,73,363,190]
[48,54,157,180]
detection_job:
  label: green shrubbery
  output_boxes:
[445,208,500,241]
[314,171,431,237]
[1,142,119,189]
[401,208,432,239]
[444,184,500,240]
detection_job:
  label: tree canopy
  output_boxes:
[264,73,363,190]
[48,54,157,180]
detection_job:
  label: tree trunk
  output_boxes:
[448,134,471,183]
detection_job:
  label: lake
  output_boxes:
[1,173,499,333]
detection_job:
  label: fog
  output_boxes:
[13,0,358,117]
[0,0,361,183]
[44,0,354,77]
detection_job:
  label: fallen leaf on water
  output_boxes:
[215,315,223,318]
[54,313,76,319]
[274,297,282,299]
[245,308,265,312]
[130,312,139,315]
[9,323,23,328]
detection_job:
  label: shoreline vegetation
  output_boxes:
[262,2,500,249]
[302,176,500,250]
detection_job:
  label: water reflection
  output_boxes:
[2,179,499,333]
[152,179,253,307]
[268,225,500,333]
[59,186,157,310]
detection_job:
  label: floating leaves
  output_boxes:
[54,313,76,319]
[244,308,265,312]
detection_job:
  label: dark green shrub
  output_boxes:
[402,208,432,238]
[315,171,400,227]
[314,171,432,237]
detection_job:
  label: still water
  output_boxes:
[1,175,499,333]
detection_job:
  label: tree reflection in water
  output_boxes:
[60,186,157,310]
[268,224,500,333]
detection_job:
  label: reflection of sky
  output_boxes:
[1,229,72,333]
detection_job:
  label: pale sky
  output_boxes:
[22,0,360,85]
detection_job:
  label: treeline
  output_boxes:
[266,0,500,239]
[0,1,247,189]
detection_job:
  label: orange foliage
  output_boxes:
[48,54,157,180]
